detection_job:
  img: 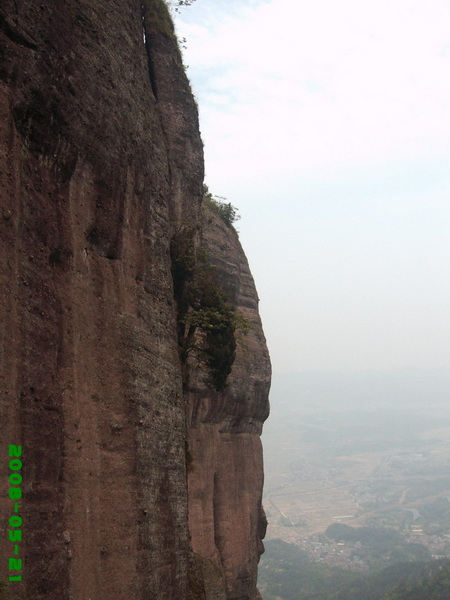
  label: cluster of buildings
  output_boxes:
[290,528,450,570]
[405,529,450,558]
[295,535,370,570]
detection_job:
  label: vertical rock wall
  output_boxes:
[0,1,270,599]
[187,211,271,600]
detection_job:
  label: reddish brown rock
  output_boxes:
[0,1,201,598]
[187,211,271,600]
[0,1,270,599]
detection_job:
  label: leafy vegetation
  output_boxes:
[323,523,431,568]
[419,497,450,534]
[383,561,450,600]
[326,524,403,549]
[202,185,240,229]
[166,0,197,13]
[170,224,250,391]
[259,539,450,600]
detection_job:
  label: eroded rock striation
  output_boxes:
[186,209,271,600]
[0,1,270,599]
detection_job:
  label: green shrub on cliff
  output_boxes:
[202,185,240,229]
[383,561,450,600]
[170,224,250,391]
[167,0,197,8]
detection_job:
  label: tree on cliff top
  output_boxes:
[166,0,197,11]
[202,185,241,230]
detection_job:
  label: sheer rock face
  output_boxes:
[187,212,271,600]
[0,1,270,599]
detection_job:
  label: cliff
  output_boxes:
[0,1,270,599]
[186,208,271,600]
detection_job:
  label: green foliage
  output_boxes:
[170,225,250,391]
[323,523,431,570]
[259,539,450,600]
[326,524,403,550]
[174,0,196,6]
[383,560,450,600]
[203,185,240,229]
[259,540,357,600]
[166,0,197,13]
[419,497,450,533]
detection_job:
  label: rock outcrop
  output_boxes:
[0,1,270,599]
[187,210,270,600]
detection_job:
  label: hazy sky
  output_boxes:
[175,0,450,375]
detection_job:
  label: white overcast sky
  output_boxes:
[174,0,450,375]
